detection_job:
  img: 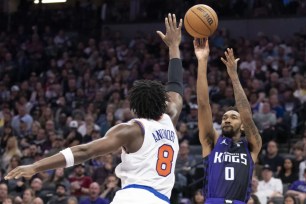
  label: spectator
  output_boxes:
[67,196,78,204]
[253,102,277,144]
[100,174,120,203]
[283,194,299,204]
[261,140,284,176]
[11,105,33,137]
[3,196,14,204]
[286,168,306,203]
[1,136,22,168]
[257,164,283,204]
[292,141,304,173]
[0,125,13,153]
[0,183,8,203]
[92,154,114,185]
[30,177,44,198]
[78,114,100,137]
[65,121,82,147]
[80,182,108,204]
[175,141,196,184]
[15,188,34,204]
[47,183,69,204]
[69,163,92,199]
[246,194,260,204]
[278,158,298,185]
[191,189,204,204]
[43,168,70,193]
[293,76,306,104]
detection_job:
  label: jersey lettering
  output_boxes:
[213,152,247,165]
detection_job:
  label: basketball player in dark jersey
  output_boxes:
[194,39,262,204]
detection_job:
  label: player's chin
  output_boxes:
[222,129,234,138]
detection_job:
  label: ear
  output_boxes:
[240,123,245,132]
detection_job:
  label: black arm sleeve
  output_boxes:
[165,58,184,96]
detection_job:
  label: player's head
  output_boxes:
[128,80,168,120]
[221,106,243,138]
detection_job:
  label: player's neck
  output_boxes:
[230,134,241,143]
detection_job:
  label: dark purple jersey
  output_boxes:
[203,136,254,203]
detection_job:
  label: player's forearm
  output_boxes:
[230,74,252,113]
[197,59,210,106]
[34,145,90,173]
[230,74,261,146]
[169,45,180,59]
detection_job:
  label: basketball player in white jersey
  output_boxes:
[5,13,183,204]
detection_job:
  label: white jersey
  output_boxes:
[115,113,179,199]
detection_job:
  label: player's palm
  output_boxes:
[221,48,240,76]
[193,38,209,60]
[157,13,182,47]
[5,165,36,180]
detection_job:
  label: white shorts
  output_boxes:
[111,188,169,204]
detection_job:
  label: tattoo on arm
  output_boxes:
[231,78,262,149]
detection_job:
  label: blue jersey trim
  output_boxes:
[122,184,170,203]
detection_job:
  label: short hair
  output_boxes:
[293,141,304,151]
[128,80,168,120]
[224,106,239,113]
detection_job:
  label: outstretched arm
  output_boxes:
[157,13,183,126]
[221,48,262,162]
[5,122,141,180]
[194,39,218,157]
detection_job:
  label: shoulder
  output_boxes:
[108,121,143,139]
[272,177,282,184]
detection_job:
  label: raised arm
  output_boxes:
[194,39,218,157]
[5,122,141,180]
[221,48,262,162]
[157,13,183,126]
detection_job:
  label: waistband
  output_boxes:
[122,184,170,203]
[205,198,246,204]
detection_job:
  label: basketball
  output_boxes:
[184,4,218,38]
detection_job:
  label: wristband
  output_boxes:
[60,148,74,167]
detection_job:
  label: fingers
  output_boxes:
[4,168,18,180]
[205,38,209,47]
[193,39,197,48]
[172,14,177,29]
[156,31,165,40]
[165,16,170,33]
[167,13,182,30]
[220,57,227,65]
[168,13,174,30]
[225,48,236,61]
[177,18,183,30]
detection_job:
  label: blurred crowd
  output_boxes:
[1,0,306,34]
[0,2,306,203]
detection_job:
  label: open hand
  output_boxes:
[221,48,240,77]
[4,164,36,180]
[193,38,209,61]
[157,13,182,47]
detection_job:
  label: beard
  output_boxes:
[222,126,236,138]
[56,191,65,197]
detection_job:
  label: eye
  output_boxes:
[231,115,238,119]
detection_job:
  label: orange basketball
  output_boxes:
[184,4,218,38]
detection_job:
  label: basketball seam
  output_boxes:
[190,9,212,35]
[185,16,207,36]
[202,6,218,29]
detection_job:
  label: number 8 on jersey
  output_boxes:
[156,144,174,177]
